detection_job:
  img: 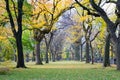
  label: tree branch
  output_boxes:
[90,31,100,42]
[17,0,24,34]
[90,0,112,24]
[11,0,18,19]
[4,0,17,36]
[75,0,100,17]
[106,0,117,4]
[90,0,118,43]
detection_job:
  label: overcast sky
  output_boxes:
[102,3,116,15]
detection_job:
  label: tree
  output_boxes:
[75,0,115,65]
[89,0,120,70]
[74,4,100,63]
[94,17,110,66]
[4,0,26,68]
[44,30,57,63]
[31,0,74,64]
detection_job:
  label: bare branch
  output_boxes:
[90,31,100,42]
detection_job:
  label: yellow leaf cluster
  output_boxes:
[32,21,46,29]
[0,36,6,40]
[31,0,74,33]
[79,15,90,22]
[0,27,12,41]
[81,0,98,5]
[66,26,82,43]
[81,0,89,5]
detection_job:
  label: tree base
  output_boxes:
[16,65,27,68]
[46,61,49,63]
[36,63,43,65]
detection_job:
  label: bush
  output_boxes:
[0,67,9,75]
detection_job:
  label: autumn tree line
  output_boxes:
[0,0,120,70]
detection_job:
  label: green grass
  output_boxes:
[0,61,120,80]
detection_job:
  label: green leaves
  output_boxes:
[22,30,35,53]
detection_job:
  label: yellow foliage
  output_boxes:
[80,0,98,5]
[0,27,12,42]
[51,26,57,31]
[32,21,46,29]
[81,0,89,5]
[31,0,73,32]
[0,36,6,40]
[95,17,106,40]
[79,15,90,22]
[66,26,82,43]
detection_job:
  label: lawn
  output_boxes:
[0,61,120,80]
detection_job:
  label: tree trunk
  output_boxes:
[32,51,35,61]
[80,44,83,61]
[52,51,56,62]
[89,0,120,70]
[49,51,52,61]
[110,45,114,59]
[50,46,55,62]
[116,42,120,70]
[25,53,29,62]
[5,0,25,68]
[44,37,49,63]
[16,36,26,68]
[45,46,49,63]
[86,39,90,63]
[75,44,80,61]
[103,34,110,67]
[35,42,43,65]
[90,42,94,64]
[14,54,17,62]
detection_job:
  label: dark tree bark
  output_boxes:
[32,51,35,61]
[14,54,17,62]
[103,33,110,67]
[35,42,43,65]
[45,46,49,63]
[33,29,44,65]
[52,52,56,62]
[16,35,26,67]
[50,41,56,62]
[80,44,83,61]
[44,32,54,63]
[110,45,114,59]
[5,0,26,68]
[74,43,80,61]
[44,37,49,63]
[86,39,90,63]
[115,42,120,70]
[90,42,94,64]
[50,46,56,62]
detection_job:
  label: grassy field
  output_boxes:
[0,61,120,80]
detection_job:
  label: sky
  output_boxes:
[102,3,116,15]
